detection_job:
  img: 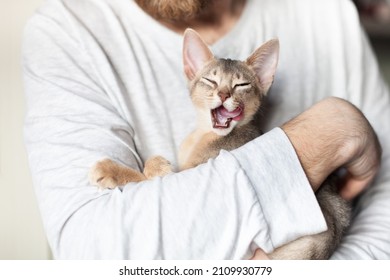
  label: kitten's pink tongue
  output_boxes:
[215,106,243,126]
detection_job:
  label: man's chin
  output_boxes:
[134,0,209,21]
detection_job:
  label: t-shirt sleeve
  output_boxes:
[22,10,326,259]
[231,128,327,249]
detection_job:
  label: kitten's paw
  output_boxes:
[144,156,173,179]
[89,159,121,189]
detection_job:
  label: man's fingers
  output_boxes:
[340,175,374,200]
[250,248,270,260]
[341,151,381,200]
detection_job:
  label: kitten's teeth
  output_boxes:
[211,104,243,129]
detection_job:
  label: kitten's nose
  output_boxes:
[218,91,231,102]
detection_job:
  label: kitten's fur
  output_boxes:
[89,29,350,259]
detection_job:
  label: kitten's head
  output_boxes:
[183,29,279,136]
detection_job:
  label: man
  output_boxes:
[23,0,388,259]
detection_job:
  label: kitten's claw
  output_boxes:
[89,156,171,189]
[143,156,173,179]
[89,159,120,189]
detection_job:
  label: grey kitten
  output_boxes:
[180,28,350,260]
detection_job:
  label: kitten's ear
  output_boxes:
[246,39,279,94]
[183,28,214,80]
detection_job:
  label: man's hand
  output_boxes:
[250,97,381,260]
[282,97,382,200]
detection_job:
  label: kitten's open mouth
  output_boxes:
[211,105,244,129]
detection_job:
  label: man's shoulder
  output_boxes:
[25,0,124,40]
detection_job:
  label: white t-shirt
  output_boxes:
[23,0,390,259]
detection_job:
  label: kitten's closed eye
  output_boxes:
[201,77,218,88]
[233,82,251,89]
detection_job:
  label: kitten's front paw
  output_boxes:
[143,156,173,179]
[89,159,121,189]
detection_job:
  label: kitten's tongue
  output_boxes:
[213,106,243,128]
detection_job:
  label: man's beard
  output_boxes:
[134,0,210,22]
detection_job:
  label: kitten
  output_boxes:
[89,29,350,260]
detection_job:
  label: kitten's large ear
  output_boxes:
[246,39,279,94]
[183,28,214,80]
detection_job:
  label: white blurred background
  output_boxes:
[0,0,50,259]
[0,0,389,260]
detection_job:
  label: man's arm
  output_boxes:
[23,71,325,259]
[251,97,382,260]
